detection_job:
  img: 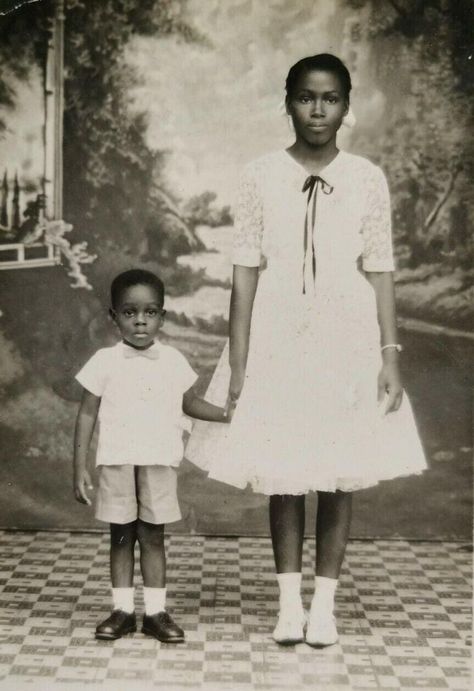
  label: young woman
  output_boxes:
[186,53,426,647]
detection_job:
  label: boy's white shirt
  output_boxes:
[75,340,197,467]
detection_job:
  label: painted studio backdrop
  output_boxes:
[0,0,472,537]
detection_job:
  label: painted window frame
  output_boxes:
[0,0,64,271]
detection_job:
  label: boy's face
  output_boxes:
[111,284,164,350]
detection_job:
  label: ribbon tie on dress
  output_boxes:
[122,343,161,360]
[302,175,334,294]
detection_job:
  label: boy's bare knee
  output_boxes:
[137,520,164,549]
[110,521,137,548]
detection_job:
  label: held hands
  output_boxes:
[224,367,245,421]
[377,359,403,414]
[224,391,240,421]
[74,469,93,506]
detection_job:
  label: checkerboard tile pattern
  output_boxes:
[0,532,471,689]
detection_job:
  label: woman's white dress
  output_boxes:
[185,150,427,494]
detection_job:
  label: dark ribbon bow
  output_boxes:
[301,175,334,294]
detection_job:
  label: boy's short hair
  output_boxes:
[110,269,165,308]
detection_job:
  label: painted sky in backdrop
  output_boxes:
[0,68,44,189]
[126,0,361,205]
[0,0,388,208]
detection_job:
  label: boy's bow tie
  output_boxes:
[122,343,160,359]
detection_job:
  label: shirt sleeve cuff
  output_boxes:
[75,373,103,397]
[231,250,261,267]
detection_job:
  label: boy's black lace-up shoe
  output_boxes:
[95,610,137,640]
[142,611,185,643]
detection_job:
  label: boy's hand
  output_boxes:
[224,365,245,421]
[74,469,93,505]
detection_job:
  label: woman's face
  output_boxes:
[287,69,348,147]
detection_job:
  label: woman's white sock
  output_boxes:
[277,572,303,613]
[112,587,134,614]
[143,587,167,615]
[311,576,338,613]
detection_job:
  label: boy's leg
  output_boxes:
[94,466,139,640]
[137,466,184,643]
[306,490,352,647]
[269,494,306,645]
[110,520,138,587]
[137,520,165,588]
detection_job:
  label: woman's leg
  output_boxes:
[307,490,352,646]
[269,494,306,644]
[269,494,305,572]
[315,490,352,577]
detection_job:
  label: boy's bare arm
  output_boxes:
[182,387,228,423]
[73,389,101,504]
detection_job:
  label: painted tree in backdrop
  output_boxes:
[348,0,473,273]
[62,0,208,295]
[0,0,206,295]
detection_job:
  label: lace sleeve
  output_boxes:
[231,164,264,267]
[361,166,395,272]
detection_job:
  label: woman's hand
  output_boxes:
[224,367,246,421]
[377,360,403,414]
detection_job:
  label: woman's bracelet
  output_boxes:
[381,343,403,353]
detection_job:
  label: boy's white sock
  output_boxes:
[143,587,166,615]
[276,572,304,614]
[112,587,134,613]
[311,576,338,614]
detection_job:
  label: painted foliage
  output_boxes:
[0,0,471,533]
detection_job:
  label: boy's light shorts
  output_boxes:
[95,465,182,525]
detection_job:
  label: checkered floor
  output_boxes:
[0,532,471,690]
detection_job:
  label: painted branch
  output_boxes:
[387,0,407,16]
[423,164,461,232]
[399,316,474,342]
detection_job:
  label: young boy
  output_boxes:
[73,269,226,642]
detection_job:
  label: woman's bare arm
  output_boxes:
[227,265,259,414]
[366,271,403,413]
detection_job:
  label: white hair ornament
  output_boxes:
[342,106,356,128]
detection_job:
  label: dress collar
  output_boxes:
[282,149,344,190]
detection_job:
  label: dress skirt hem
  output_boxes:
[184,339,428,495]
[189,456,426,495]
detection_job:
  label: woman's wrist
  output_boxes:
[381,353,401,371]
[229,363,246,390]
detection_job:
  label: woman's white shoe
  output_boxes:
[305,610,338,647]
[272,609,306,645]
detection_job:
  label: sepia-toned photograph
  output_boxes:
[0,0,472,688]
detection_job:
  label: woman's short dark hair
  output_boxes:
[285,54,352,102]
[110,269,165,308]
